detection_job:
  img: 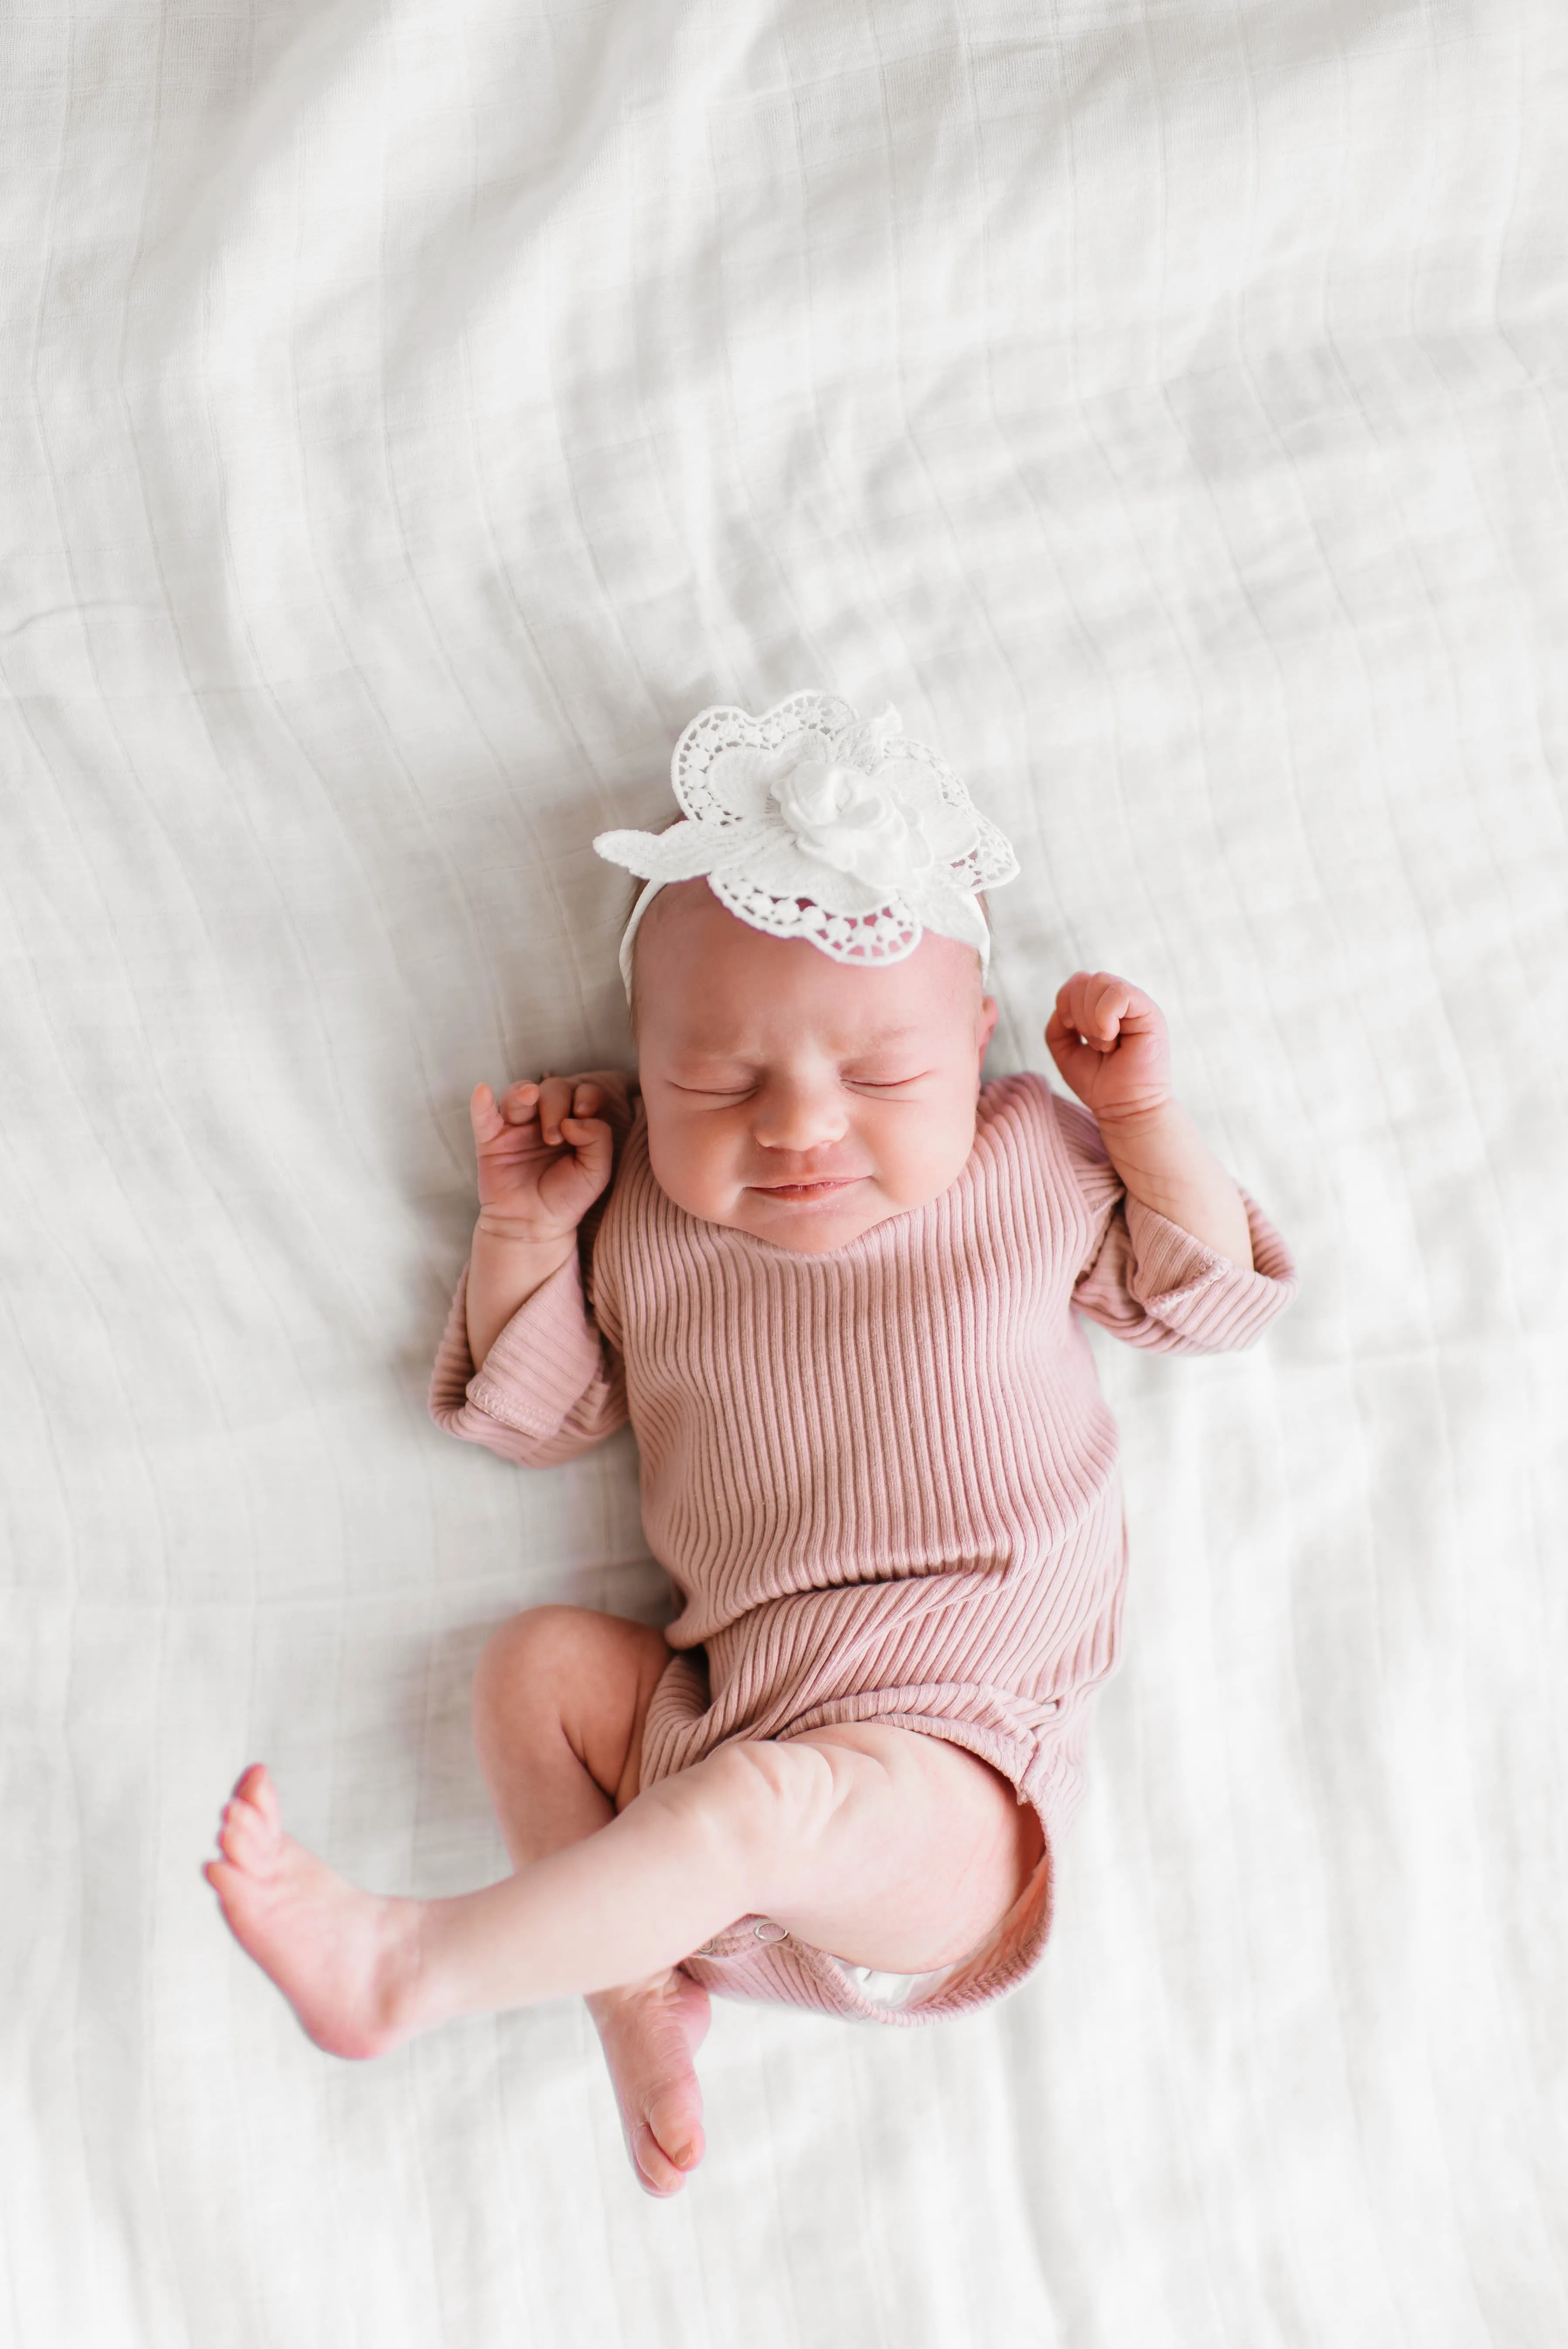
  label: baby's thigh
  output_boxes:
[781,1722,1044,1974]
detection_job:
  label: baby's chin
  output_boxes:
[709,1178,914,1255]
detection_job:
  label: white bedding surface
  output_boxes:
[3,1,1565,2342]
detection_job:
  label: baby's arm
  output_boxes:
[466,1071,627,1369]
[1045,972,1252,1268]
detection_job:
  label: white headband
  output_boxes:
[594,692,1019,999]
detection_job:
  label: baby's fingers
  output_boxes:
[558,1113,613,1182]
[1051,979,1114,1051]
[1045,1006,1099,1071]
[473,1082,547,1150]
[537,1114,614,1218]
[535,1075,578,1145]
[1082,975,1132,1047]
[1056,971,1144,1048]
[469,1082,510,1144]
[538,1074,611,1145]
[497,1079,543,1123]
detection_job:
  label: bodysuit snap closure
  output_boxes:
[752,1920,789,1945]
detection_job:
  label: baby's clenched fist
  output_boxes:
[1044,972,1173,1132]
[469,1070,629,1248]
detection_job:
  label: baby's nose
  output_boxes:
[751,1078,848,1152]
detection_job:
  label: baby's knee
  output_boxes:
[471,1607,670,1761]
[471,1604,593,1726]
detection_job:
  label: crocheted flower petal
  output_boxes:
[870,755,948,805]
[717,827,889,915]
[962,810,1022,888]
[867,759,980,853]
[918,797,985,864]
[673,695,856,823]
[595,815,771,881]
[689,743,789,821]
[899,873,990,955]
[593,821,710,880]
[709,874,923,964]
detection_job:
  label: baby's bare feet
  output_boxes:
[205,1765,425,2059]
[589,1968,711,2197]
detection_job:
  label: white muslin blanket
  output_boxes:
[3,2,1564,2343]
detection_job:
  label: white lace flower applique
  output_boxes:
[594,692,1020,995]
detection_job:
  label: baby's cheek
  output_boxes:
[873,1097,976,1204]
[645,1116,739,1223]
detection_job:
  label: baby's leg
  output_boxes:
[208,1709,1037,2158]
[469,1606,709,2197]
[209,1606,701,2195]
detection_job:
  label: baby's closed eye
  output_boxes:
[661,1057,937,1104]
[671,1078,757,1099]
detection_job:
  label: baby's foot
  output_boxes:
[589,1967,712,2197]
[205,1764,424,2059]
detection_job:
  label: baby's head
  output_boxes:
[630,880,997,1254]
[596,694,1020,1253]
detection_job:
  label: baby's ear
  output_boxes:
[977,993,1000,1058]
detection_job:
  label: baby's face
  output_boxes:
[633,881,999,1253]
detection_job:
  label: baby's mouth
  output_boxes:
[750,1175,864,1202]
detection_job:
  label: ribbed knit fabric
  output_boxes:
[430,1073,1297,2023]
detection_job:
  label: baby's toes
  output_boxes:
[629,2121,688,2198]
[234,1763,281,1830]
[643,2089,703,2181]
[218,1789,280,1872]
[218,1806,264,1870]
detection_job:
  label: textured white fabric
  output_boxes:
[595,691,1018,989]
[3,3,1565,2346]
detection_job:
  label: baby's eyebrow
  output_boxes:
[668,1024,930,1063]
[838,1028,932,1058]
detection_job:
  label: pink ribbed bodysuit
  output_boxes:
[430,1072,1296,2023]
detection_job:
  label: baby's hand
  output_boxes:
[1044,972,1172,1131]
[469,1071,628,1246]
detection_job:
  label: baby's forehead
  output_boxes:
[631,881,981,1046]
[659,994,938,1058]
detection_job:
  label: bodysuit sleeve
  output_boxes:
[1046,1088,1298,1354]
[428,1250,628,1466]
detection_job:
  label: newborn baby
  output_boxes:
[207,695,1296,2197]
